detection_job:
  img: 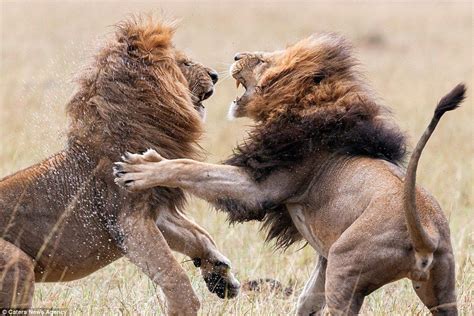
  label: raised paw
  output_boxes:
[113,163,147,191]
[112,149,165,191]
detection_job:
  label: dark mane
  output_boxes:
[226,100,406,181]
[224,99,406,249]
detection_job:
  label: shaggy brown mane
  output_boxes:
[226,100,406,182]
[66,16,203,209]
[221,34,407,248]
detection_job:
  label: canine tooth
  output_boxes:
[236,81,241,89]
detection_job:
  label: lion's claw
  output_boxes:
[112,164,125,178]
[113,149,168,191]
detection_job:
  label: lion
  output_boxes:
[0,17,240,313]
[115,34,465,315]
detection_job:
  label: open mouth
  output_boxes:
[202,89,214,101]
[193,88,214,113]
[234,78,247,104]
[231,75,255,110]
[228,59,259,119]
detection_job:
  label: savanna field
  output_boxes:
[0,1,472,315]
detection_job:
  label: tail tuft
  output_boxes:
[435,83,466,118]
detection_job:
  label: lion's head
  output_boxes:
[113,17,218,119]
[176,51,218,119]
[229,34,364,122]
[67,17,218,159]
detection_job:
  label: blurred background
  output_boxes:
[1,1,472,314]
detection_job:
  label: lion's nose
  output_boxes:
[208,70,218,84]
[234,53,245,61]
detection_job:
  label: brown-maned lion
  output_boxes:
[0,17,240,313]
[115,34,465,315]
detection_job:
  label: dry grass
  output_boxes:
[1,1,472,315]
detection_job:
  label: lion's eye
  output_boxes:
[183,61,192,67]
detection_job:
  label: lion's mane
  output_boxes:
[66,17,204,210]
[222,34,407,249]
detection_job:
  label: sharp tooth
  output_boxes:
[236,81,241,89]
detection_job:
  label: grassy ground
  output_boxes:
[1,1,472,315]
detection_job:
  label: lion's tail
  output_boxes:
[403,83,465,255]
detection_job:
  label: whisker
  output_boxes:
[218,75,231,82]
[190,80,200,93]
[214,75,232,87]
[218,70,230,76]
[221,74,232,81]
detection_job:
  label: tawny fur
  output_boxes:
[115,33,464,315]
[0,17,239,313]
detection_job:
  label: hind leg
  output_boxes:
[413,250,457,315]
[324,233,410,315]
[0,239,35,308]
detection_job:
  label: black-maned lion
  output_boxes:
[0,17,240,314]
[115,34,465,315]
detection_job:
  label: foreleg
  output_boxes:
[114,150,297,220]
[156,208,240,298]
[117,207,200,315]
[296,255,327,316]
